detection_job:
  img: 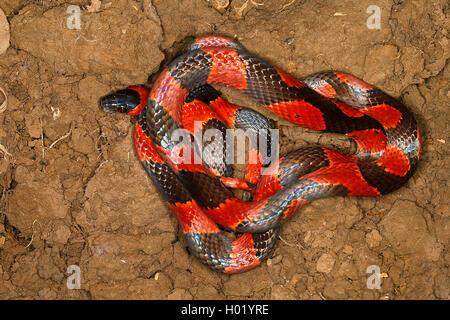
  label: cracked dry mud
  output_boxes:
[0,0,448,299]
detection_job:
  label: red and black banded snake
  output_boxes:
[99,35,420,273]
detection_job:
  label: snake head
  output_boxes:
[99,86,150,116]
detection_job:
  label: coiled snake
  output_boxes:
[100,36,420,273]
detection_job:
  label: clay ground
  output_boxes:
[0,0,448,300]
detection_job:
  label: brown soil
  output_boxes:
[0,0,448,300]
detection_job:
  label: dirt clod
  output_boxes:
[316,253,336,274]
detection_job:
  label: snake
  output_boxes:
[99,35,421,273]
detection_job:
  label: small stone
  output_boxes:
[209,0,230,13]
[316,253,335,273]
[303,231,312,244]
[365,229,382,248]
[0,9,9,55]
[87,0,102,13]
[342,245,353,255]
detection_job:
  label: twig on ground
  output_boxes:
[48,130,72,150]
[0,86,7,113]
[24,219,42,248]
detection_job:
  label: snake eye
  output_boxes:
[99,89,141,114]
